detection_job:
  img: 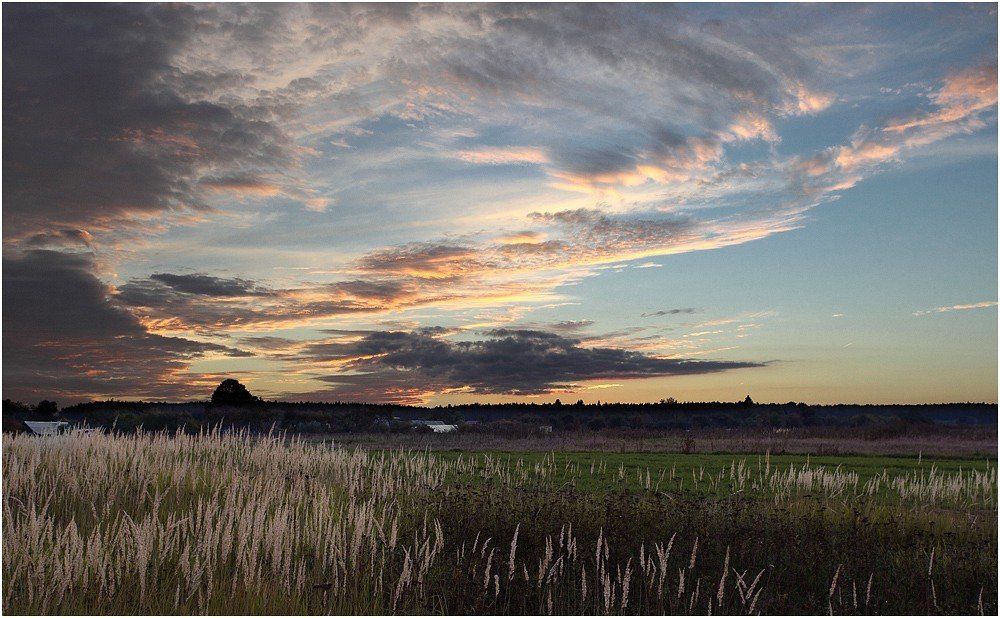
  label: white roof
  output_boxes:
[429,424,458,433]
[23,421,69,435]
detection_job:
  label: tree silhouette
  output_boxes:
[35,400,58,419]
[210,379,260,407]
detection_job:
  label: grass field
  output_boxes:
[3,430,996,615]
[324,426,997,458]
[431,450,996,501]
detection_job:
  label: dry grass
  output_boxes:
[3,430,996,614]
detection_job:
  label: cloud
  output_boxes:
[913,301,998,316]
[3,250,248,402]
[495,231,547,244]
[203,3,846,204]
[117,264,574,333]
[834,140,901,172]
[885,64,997,135]
[792,63,998,193]
[21,229,95,250]
[292,328,765,403]
[726,111,780,142]
[784,83,834,116]
[548,320,596,333]
[642,308,698,318]
[0,4,314,401]
[2,4,300,243]
[118,276,387,333]
[456,147,549,166]
[200,175,283,197]
[148,273,275,297]
[105,194,856,338]
[526,209,696,264]
[3,5,995,403]
[356,243,483,280]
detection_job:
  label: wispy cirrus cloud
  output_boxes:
[788,63,998,197]
[913,301,998,317]
[455,147,549,166]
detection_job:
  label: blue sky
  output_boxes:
[4,4,997,404]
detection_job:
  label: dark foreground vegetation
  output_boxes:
[426,480,994,614]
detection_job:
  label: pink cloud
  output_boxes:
[456,146,549,165]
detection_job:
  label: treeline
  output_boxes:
[3,396,995,435]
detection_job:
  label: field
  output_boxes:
[323,425,997,458]
[3,430,996,615]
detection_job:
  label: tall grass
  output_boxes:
[3,430,995,614]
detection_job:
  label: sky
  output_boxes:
[3,3,997,406]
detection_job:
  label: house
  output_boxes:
[23,421,70,436]
[410,419,458,433]
[429,424,458,434]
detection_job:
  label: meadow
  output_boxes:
[324,425,996,459]
[3,429,996,615]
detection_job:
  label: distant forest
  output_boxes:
[3,379,996,436]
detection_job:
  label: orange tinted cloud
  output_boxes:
[727,111,779,142]
[495,230,547,244]
[786,84,834,115]
[456,147,549,165]
[834,140,900,171]
[885,64,998,134]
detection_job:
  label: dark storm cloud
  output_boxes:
[116,275,279,330]
[117,273,427,332]
[118,282,374,332]
[147,273,274,298]
[2,251,248,402]
[298,328,764,401]
[1,4,299,401]
[22,228,94,250]
[2,3,294,240]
